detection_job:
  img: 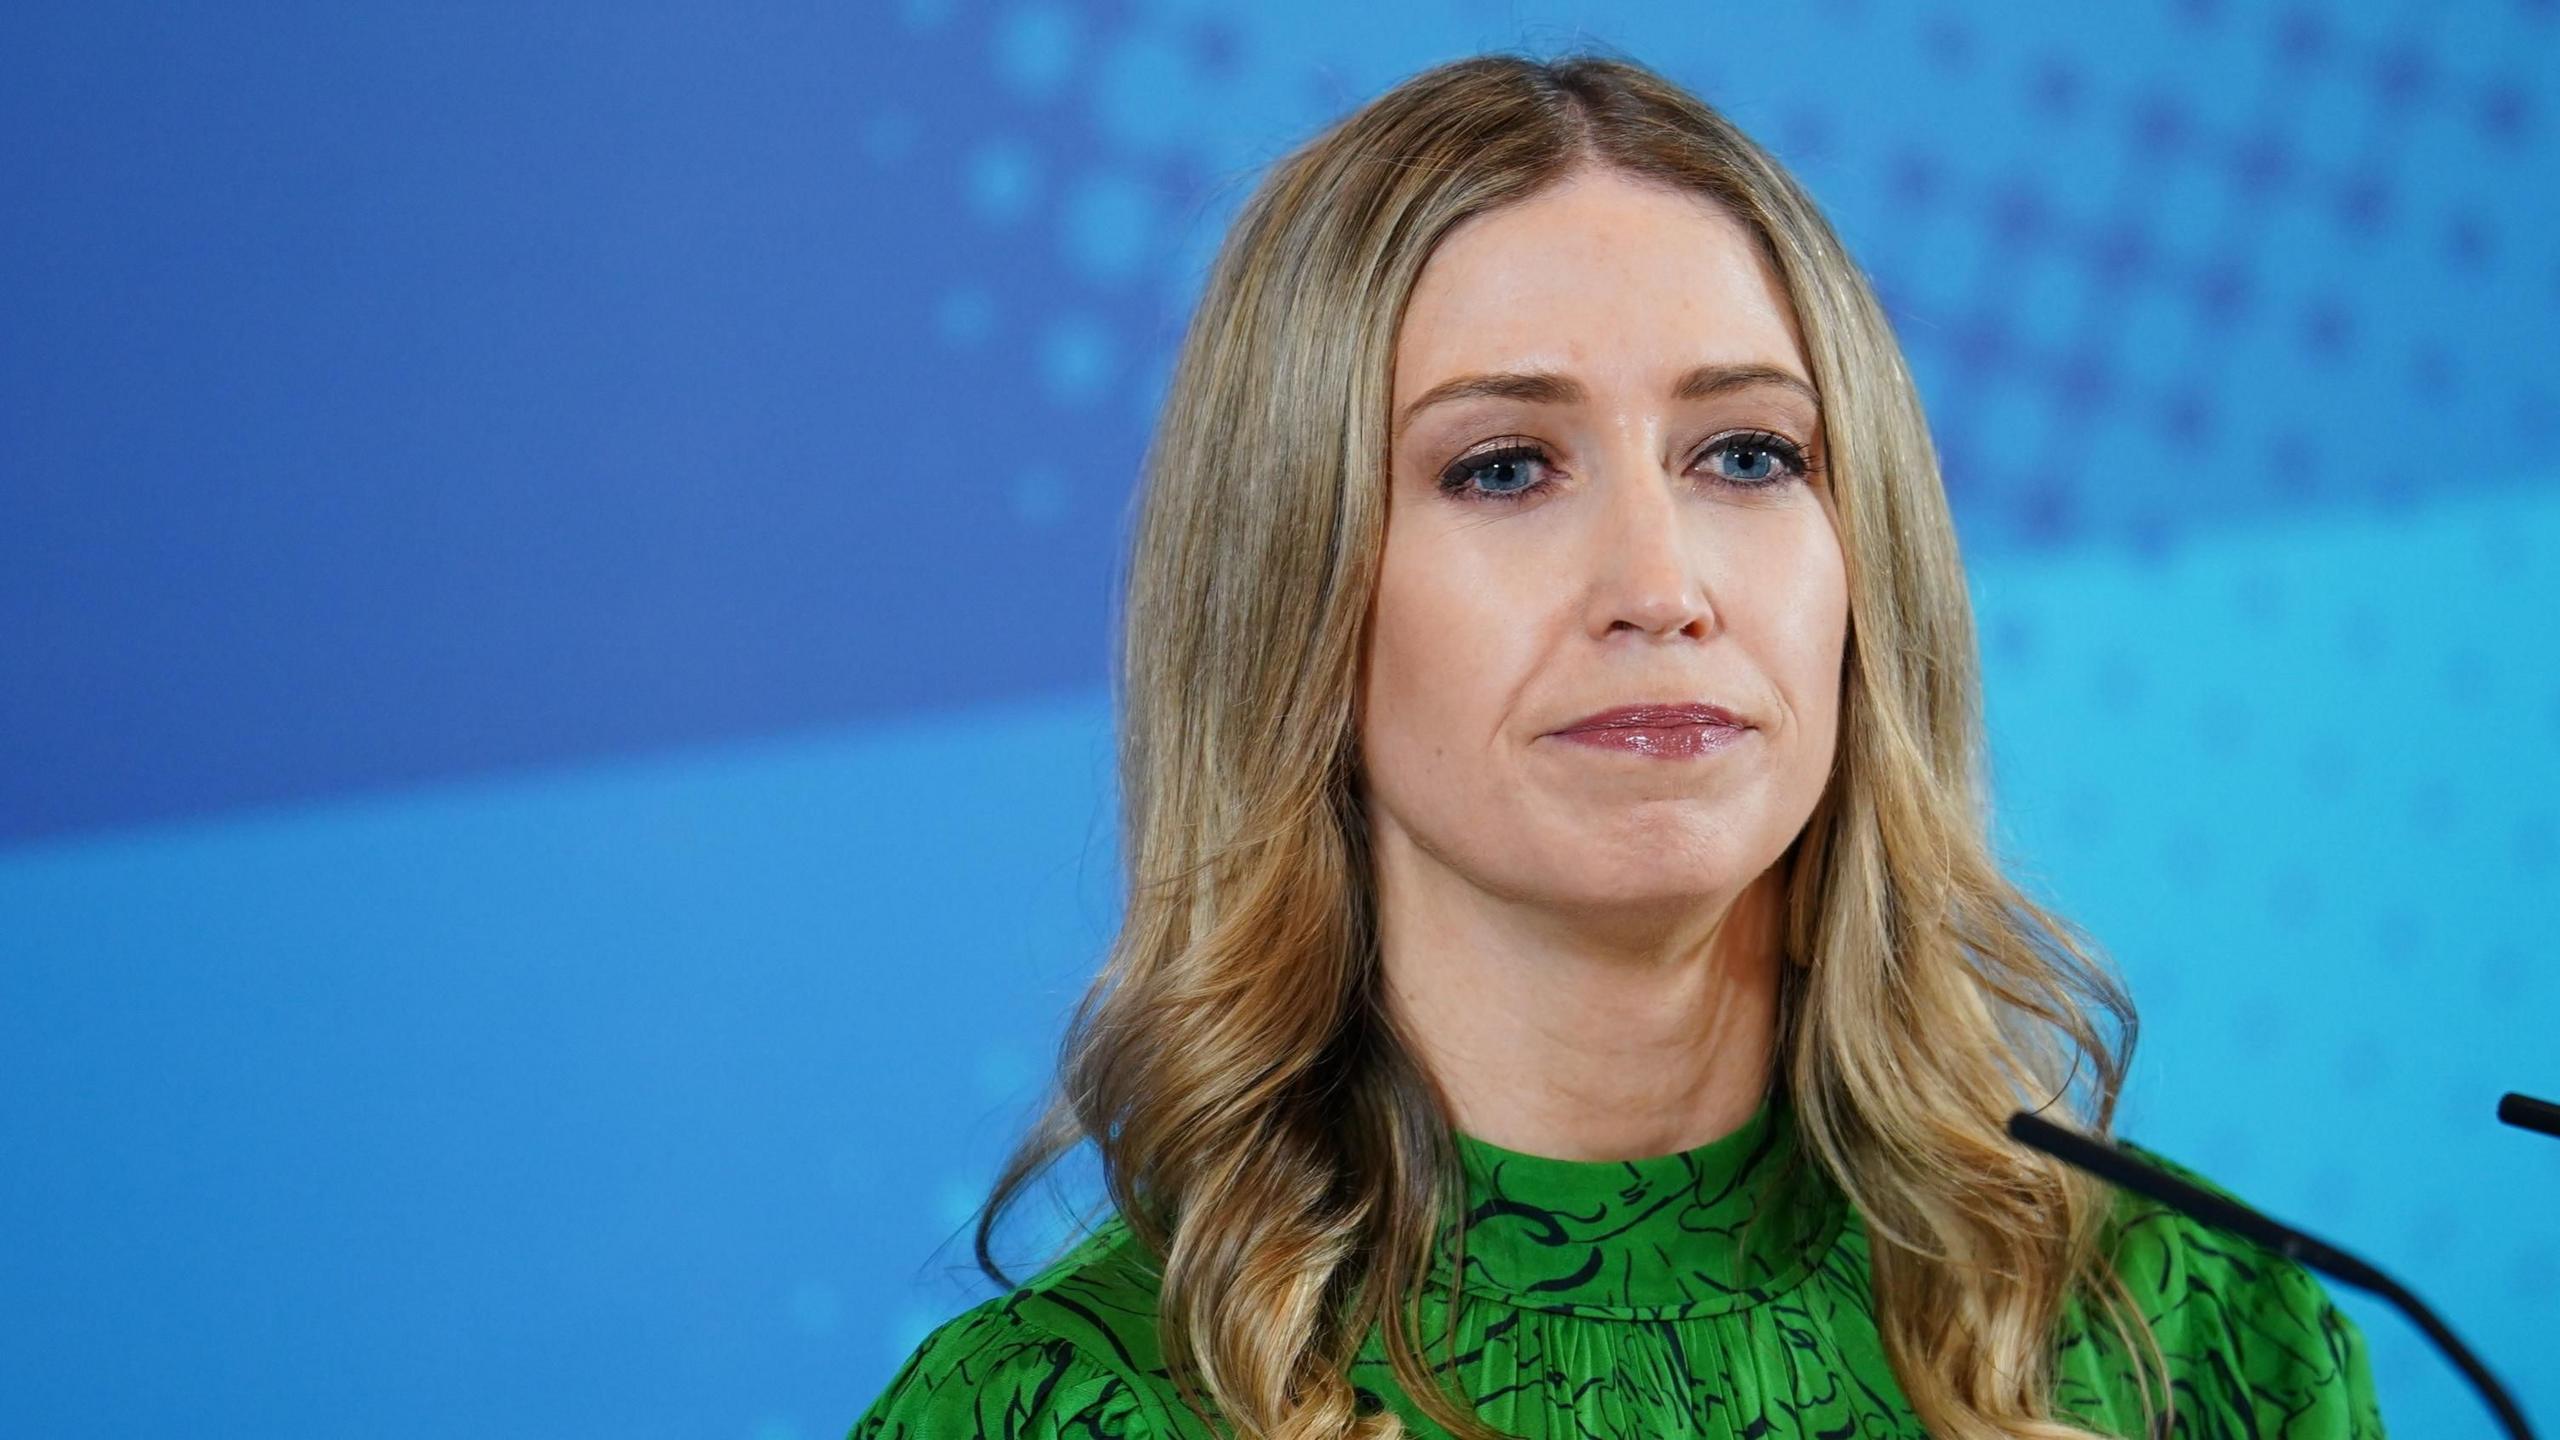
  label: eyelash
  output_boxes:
[1433,430,1820,503]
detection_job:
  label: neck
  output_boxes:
[1375,837,1787,1163]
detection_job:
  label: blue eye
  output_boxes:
[1436,442,1553,501]
[1704,430,1812,486]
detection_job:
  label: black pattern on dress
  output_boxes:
[850,1097,2385,1438]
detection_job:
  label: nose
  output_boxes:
[1583,450,1715,642]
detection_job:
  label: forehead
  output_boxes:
[1392,169,1810,397]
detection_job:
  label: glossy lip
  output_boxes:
[1549,701,1752,735]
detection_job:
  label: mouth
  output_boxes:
[1545,703,1755,761]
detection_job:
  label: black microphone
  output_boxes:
[2498,1091,2560,1140]
[2006,1109,2537,1440]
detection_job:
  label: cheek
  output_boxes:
[1740,517,1850,733]
[1365,548,1468,748]
[1362,533,1524,777]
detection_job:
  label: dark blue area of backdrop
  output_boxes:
[3,3,2555,1437]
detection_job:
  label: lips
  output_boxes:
[1553,702,1750,734]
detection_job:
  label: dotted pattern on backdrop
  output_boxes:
[876,0,2558,557]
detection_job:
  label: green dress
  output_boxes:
[849,1092,2385,1437]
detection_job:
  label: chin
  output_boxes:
[1531,857,1745,911]
[1593,812,1760,870]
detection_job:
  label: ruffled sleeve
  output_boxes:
[2060,1139,2387,1437]
[850,1293,1159,1440]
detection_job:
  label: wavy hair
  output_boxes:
[972,50,2171,1440]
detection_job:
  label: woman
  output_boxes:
[852,52,2383,1440]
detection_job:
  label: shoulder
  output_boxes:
[852,1215,1186,1440]
[2081,1138,2386,1436]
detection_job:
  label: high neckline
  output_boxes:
[1430,1088,1846,1317]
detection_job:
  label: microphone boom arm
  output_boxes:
[2006,1109,2536,1440]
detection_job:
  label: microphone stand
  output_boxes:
[2006,1109,2537,1440]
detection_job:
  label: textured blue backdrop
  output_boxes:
[2,2,2554,1436]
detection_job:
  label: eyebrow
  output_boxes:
[1392,362,1821,440]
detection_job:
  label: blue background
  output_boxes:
[2,2,2554,1435]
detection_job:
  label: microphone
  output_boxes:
[2498,1091,2560,1140]
[2006,1109,2537,1440]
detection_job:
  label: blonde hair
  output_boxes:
[974,50,2172,1440]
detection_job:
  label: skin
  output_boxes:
[1359,165,1850,1163]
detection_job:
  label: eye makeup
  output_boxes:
[1434,428,1819,504]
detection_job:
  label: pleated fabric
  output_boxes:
[850,1091,2384,1439]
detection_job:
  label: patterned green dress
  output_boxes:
[849,1091,2385,1437]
